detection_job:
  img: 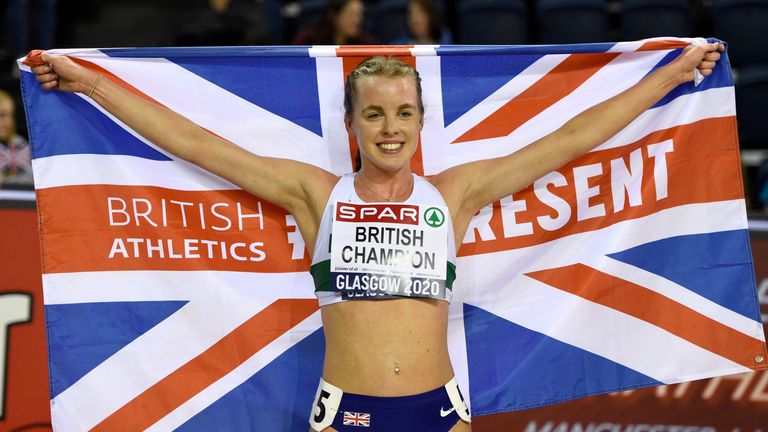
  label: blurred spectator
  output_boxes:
[292,0,376,45]
[389,0,452,45]
[175,0,270,46]
[0,90,33,185]
[6,0,57,61]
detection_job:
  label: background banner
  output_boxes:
[0,206,52,432]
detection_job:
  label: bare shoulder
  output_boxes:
[267,160,338,255]
[428,165,480,248]
[271,157,338,189]
[281,158,339,214]
[429,163,476,220]
[300,162,340,210]
[237,155,338,213]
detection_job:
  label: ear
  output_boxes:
[344,115,354,135]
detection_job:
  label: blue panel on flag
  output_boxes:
[45,300,187,398]
[168,57,323,137]
[645,48,732,109]
[177,328,324,432]
[463,304,660,414]
[20,72,172,160]
[439,54,542,127]
[608,230,759,320]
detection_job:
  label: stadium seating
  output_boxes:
[735,65,768,149]
[372,0,410,44]
[297,0,328,30]
[712,0,768,67]
[620,0,694,40]
[536,0,610,44]
[457,0,528,44]
[73,3,174,47]
[262,0,286,45]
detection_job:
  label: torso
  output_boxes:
[321,297,453,395]
[307,173,458,395]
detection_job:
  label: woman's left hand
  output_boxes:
[672,42,725,84]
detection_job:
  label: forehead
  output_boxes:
[353,75,419,109]
[0,99,13,113]
[341,0,362,13]
[409,2,427,14]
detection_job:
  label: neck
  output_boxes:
[355,167,414,203]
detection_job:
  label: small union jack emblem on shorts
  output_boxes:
[343,411,371,427]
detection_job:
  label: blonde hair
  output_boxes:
[343,56,424,119]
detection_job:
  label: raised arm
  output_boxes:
[432,42,724,238]
[32,52,338,220]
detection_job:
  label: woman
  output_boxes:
[390,0,452,45]
[0,90,32,181]
[31,42,723,431]
[293,0,377,45]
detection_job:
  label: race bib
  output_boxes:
[330,201,449,300]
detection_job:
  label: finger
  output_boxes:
[697,61,716,70]
[22,49,46,67]
[717,42,725,52]
[700,69,713,77]
[35,72,58,83]
[31,64,52,74]
[704,52,720,62]
[42,80,58,90]
[705,42,722,53]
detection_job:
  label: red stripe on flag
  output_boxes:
[336,46,414,57]
[37,185,311,274]
[458,117,742,256]
[637,40,690,51]
[453,53,621,144]
[525,264,767,370]
[91,298,319,432]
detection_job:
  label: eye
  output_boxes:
[366,112,382,120]
[399,111,413,118]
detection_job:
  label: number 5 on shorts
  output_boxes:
[309,379,343,431]
[314,390,330,422]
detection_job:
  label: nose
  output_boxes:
[382,115,399,136]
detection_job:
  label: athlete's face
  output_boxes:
[345,75,423,174]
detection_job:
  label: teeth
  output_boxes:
[380,143,402,150]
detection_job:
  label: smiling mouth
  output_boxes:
[377,142,404,152]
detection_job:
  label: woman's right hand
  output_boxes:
[31,52,101,94]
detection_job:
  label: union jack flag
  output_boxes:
[343,411,371,427]
[0,137,32,176]
[18,39,767,431]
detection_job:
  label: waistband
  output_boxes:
[336,381,452,408]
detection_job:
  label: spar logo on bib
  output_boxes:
[424,207,445,228]
[335,202,420,225]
